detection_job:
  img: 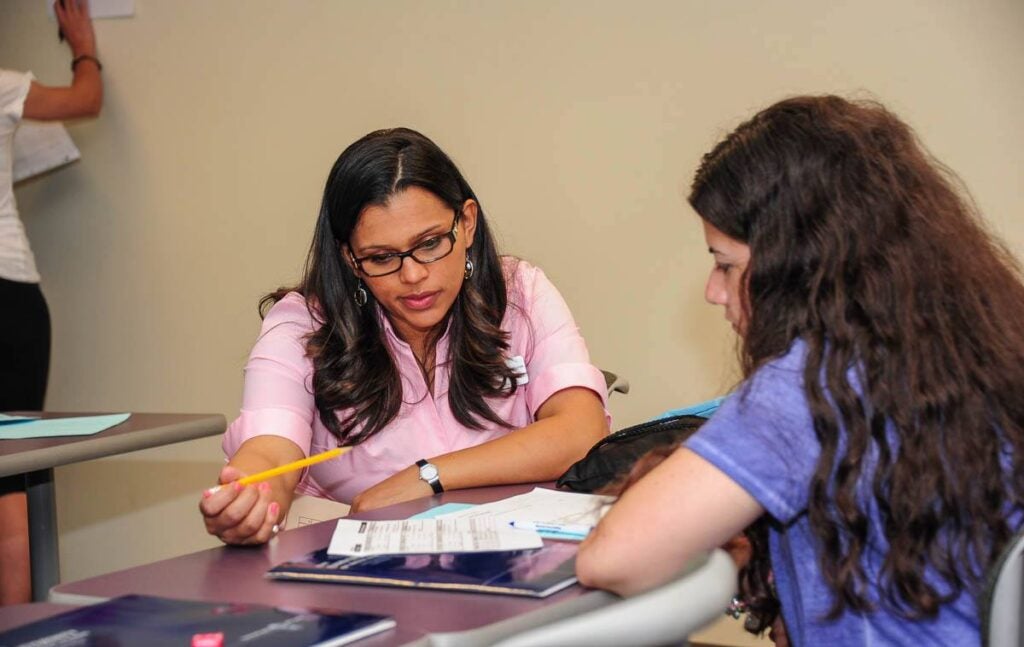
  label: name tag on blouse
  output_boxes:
[504,355,529,390]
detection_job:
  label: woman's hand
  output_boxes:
[24,0,102,121]
[55,0,97,58]
[199,465,280,546]
[350,465,432,513]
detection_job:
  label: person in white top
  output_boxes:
[0,0,102,605]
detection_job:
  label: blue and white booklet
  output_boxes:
[268,541,579,598]
[0,594,395,647]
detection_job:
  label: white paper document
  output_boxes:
[45,0,135,19]
[12,121,80,183]
[437,487,615,527]
[327,517,544,557]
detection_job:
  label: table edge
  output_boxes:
[0,414,226,477]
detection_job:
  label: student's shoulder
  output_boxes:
[738,340,810,409]
[502,256,560,301]
[766,339,808,371]
[261,291,322,333]
[0,69,33,115]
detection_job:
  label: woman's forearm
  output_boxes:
[431,386,608,490]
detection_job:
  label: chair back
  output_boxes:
[412,549,736,647]
[601,370,630,397]
[982,526,1024,647]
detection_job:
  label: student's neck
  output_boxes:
[390,321,439,393]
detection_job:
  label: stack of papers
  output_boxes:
[437,487,614,528]
[327,488,616,557]
[327,517,543,557]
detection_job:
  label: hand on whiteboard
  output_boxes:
[24,0,103,121]
[55,0,97,58]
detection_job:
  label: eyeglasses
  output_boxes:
[350,211,460,277]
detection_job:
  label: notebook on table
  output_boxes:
[0,594,395,647]
[267,541,579,598]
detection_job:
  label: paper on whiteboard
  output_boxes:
[12,121,81,183]
[45,0,135,19]
[327,517,543,557]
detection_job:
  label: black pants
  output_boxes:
[0,277,50,495]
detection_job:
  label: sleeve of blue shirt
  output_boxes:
[683,342,820,524]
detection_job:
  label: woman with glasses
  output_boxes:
[577,96,1024,644]
[200,128,610,545]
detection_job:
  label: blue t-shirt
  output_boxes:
[685,341,988,646]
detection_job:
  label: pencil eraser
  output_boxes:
[191,632,224,647]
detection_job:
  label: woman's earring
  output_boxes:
[464,259,475,280]
[354,281,368,307]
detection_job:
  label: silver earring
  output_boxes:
[354,281,368,307]
[464,259,475,280]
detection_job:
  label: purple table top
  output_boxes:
[50,483,586,646]
[0,603,76,632]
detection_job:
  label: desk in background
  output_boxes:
[0,412,226,601]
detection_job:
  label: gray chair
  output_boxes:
[601,370,630,397]
[983,526,1024,647]
[409,548,737,647]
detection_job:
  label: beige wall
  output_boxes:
[2,0,1022,615]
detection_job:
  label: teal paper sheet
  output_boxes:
[0,414,38,425]
[0,413,131,440]
[409,502,589,541]
[409,503,476,519]
[655,396,725,420]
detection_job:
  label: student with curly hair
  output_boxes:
[578,95,1024,645]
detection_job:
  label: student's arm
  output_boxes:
[200,295,320,546]
[350,385,607,512]
[22,0,102,121]
[199,435,306,545]
[576,447,764,596]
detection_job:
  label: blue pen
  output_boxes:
[508,520,593,538]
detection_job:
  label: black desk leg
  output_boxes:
[25,468,59,601]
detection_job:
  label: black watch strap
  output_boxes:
[415,459,444,494]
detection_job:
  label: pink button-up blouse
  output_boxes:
[222,259,609,503]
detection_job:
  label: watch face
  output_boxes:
[420,463,439,481]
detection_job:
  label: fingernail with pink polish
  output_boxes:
[269,502,279,517]
[258,482,269,493]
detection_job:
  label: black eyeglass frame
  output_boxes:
[349,211,461,278]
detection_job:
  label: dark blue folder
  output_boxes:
[0,594,395,647]
[266,541,579,598]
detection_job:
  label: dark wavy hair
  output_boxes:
[262,128,521,445]
[689,96,1024,618]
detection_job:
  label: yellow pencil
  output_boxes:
[206,447,350,494]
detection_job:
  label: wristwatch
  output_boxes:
[415,459,444,494]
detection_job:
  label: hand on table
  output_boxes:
[350,465,433,513]
[199,465,280,546]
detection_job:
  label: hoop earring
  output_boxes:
[354,281,368,307]
[464,259,475,280]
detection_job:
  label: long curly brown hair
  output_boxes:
[689,95,1024,618]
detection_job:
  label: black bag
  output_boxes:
[556,414,709,493]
